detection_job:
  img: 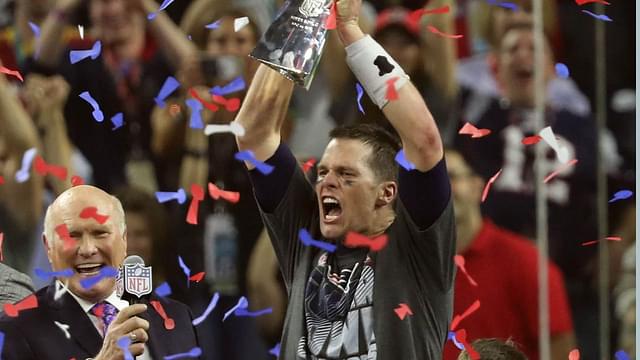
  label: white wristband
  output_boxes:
[345,35,410,109]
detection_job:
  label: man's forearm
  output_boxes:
[34,8,71,69]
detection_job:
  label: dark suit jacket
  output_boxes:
[0,283,201,359]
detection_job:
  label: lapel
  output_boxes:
[45,283,103,356]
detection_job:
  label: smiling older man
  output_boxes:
[0,185,200,360]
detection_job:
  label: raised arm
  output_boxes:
[234,64,294,168]
[336,0,443,172]
[33,0,82,69]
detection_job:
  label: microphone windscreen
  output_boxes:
[123,255,145,266]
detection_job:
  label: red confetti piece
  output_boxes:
[0,175,4,185]
[575,0,609,4]
[55,223,75,250]
[458,122,491,139]
[427,25,463,39]
[544,159,578,183]
[150,300,175,330]
[481,169,502,203]
[189,271,205,283]
[0,66,24,82]
[324,1,337,30]
[302,158,317,174]
[211,94,241,112]
[92,302,105,318]
[408,5,450,23]
[34,156,68,181]
[394,303,413,320]
[71,175,84,186]
[3,294,38,317]
[79,206,109,225]
[187,184,204,225]
[581,236,622,246]
[189,88,220,112]
[454,255,478,286]
[451,299,480,331]
[386,77,399,101]
[569,349,580,360]
[455,329,480,360]
[522,135,542,145]
[0,232,4,261]
[344,232,389,252]
[208,182,240,204]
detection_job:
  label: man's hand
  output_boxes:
[335,0,365,46]
[94,304,150,360]
[54,0,84,14]
[22,75,70,119]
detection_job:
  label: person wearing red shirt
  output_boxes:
[443,149,576,360]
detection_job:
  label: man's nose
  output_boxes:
[322,171,339,188]
[77,236,98,257]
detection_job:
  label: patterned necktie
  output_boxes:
[90,301,119,336]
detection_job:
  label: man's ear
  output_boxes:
[471,175,485,203]
[43,233,53,264]
[376,181,398,207]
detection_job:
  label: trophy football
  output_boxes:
[250,0,334,89]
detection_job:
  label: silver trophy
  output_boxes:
[250,0,333,89]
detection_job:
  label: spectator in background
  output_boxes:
[442,149,575,360]
[29,0,198,192]
[0,262,35,306]
[457,338,528,360]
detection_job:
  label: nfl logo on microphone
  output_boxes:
[124,263,153,298]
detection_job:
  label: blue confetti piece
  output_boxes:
[448,331,464,350]
[28,22,40,37]
[110,112,124,131]
[235,307,273,317]
[185,99,204,129]
[211,76,246,96]
[223,296,249,321]
[581,10,613,22]
[234,150,275,175]
[355,83,365,114]
[178,256,191,287]
[298,229,337,253]
[0,331,5,355]
[609,190,633,203]
[155,188,187,204]
[79,266,118,289]
[117,336,134,360]
[555,63,570,79]
[192,292,220,326]
[615,350,630,360]
[395,149,416,171]
[497,2,518,10]
[15,147,37,183]
[268,343,280,357]
[35,268,74,281]
[79,91,104,122]
[154,76,181,108]
[69,40,102,64]
[147,0,176,21]
[154,282,172,297]
[164,347,202,360]
[205,19,222,30]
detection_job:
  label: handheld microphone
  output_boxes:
[117,255,153,304]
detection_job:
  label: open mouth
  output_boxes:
[321,196,342,222]
[75,263,105,276]
[514,68,533,81]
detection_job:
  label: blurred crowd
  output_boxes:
[0,0,634,359]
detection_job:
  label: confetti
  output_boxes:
[223,296,248,321]
[581,10,612,22]
[186,184,204,225]
[0,66,24,82]
[211,94,241,112]
[79,91,104,122]
[355,83,365,114]
[458,122,491,138]
[150,300,175,330]
[185,97,208,129]
[298,229,337,253]
[154,282,172,297]
[580,236,622,246]
[395,149,416,171]
[234,17,250,32]
[79,206,109,224]
[192,292,220,326]
[210,76,246,96]
[448,331,464,350]
[147,0,176,20]
[204,121,245,137]
[0,332,4,355]
[268,343,281,357]
[409,5,451,23]
[3,294,38,317]
[34,268,74,281]
[385,77,399,101]
[80,266,118,289]
[539,127,570,163]
[15,148,37,183]
[28,21,40,37]
[0,175,4,185]
[568,349,580,360]
[614,350,630,360]
[609,190,633,203]
[154,76,181,108]
[344,232,388,251]
[235,307,273,317]
[155,188,187,204]
[110,113,124,131]
[207,182,240,204]
[69,40,101,64]
[555,63,570,78]
[71,175,84,186]
[54,321,71,339]
[394,303,413,320]
[34,155,67,180]
[481,169,502,202]
[205,20,222,29]
[116,336,134,360]
[522,135,542,145]
[496,2,518,10]
[544,159,578,183]
[178,256,191,286]
[164,347,202,360]
[0,233,3,261]
[235,150,275,175]
[427,25,464,39]
[189,272,205,283]
[55,223,75,250]
[575,0,610,4]
[302,158,317,173]
[450,300,481,331]
[54,280,68,301]
[454,255,478,286]
[455,329,480,360]
[324,1,337,30]
[78,25,84,39]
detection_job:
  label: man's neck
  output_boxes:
[456,212,482,253]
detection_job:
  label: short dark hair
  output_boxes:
[458,338,528,360]
[329,123,401,182]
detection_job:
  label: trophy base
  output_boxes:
[249,55,313,90]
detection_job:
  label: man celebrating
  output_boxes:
[0,185,200,359]
[235,0,454,358]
